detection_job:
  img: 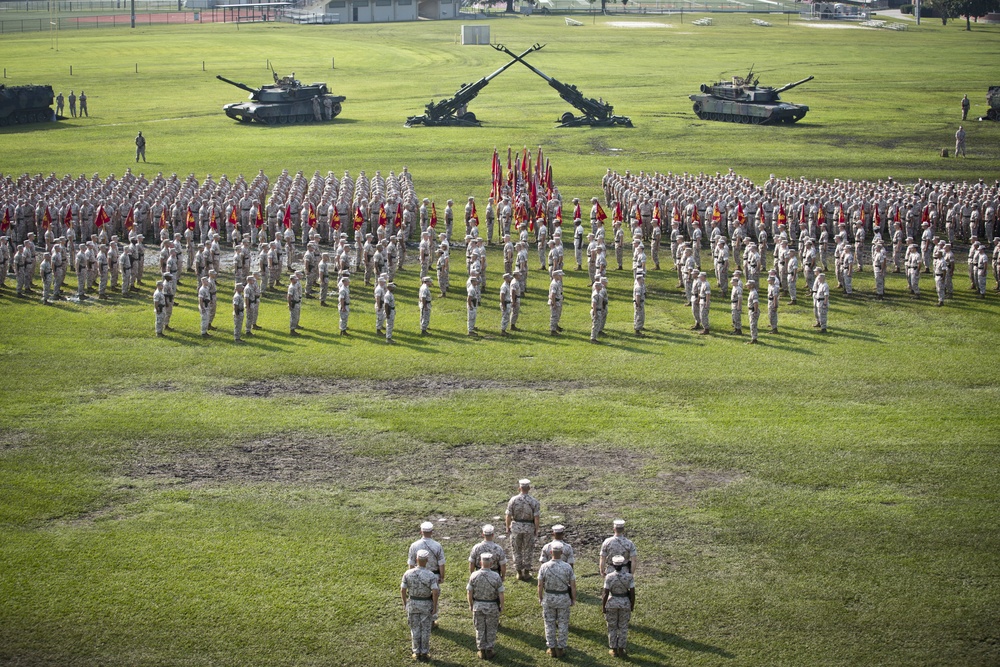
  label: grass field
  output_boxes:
[2,15,1000,667]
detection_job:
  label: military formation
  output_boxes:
[3,168,999,341]
[401,479,637,662]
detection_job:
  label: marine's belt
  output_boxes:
[610,593,631,598]
[472,597,499,603]
[408,596,433,601]
[545,589,571,595]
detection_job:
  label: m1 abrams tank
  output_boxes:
[690,68,813,125]
[216,71,346,125]
[0,84,55,126]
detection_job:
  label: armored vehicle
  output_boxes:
[0,84,55,126]
[982,86,1000,121]
[216,72,345,125]
[690,68,813,125]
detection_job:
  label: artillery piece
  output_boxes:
[216,70,346,125]
[981,86,1000,122]
[690,66,813,125]
[405,44,542,127]
[492,43,633,128]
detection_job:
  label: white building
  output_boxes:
[313,0,459,22]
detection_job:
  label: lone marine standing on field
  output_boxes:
[135,132,147,163]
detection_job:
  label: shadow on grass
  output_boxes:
[630,623,735,660]
[436,625,538,666]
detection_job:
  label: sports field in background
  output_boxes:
[2,14,1000,667]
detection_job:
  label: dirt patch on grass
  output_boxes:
[218,377,589,398]
[656,467,747,497]
[0,430,31,452]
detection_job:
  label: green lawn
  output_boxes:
[2,15,1000,667]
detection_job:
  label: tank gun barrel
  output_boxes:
[775,76,814,94]
[216,75,258,95]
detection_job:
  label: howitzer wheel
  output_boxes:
[561,111,576,125]
[461,111,477,123]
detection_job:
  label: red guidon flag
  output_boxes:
[837,203,846,225]
[573,201,581,220]
[64,206,73,229]
[757,202,766,227]
[920,205,930,224]
[777,204,787,228]
[817,205,826,229]
[307,203,318,228]
[634,205,642,226]
[185,206,196,231]
[652,203,661,226]
[799,203,807,226]
[612,202,623,223]
[736,201,746,226]
[124,206,135,231]
[596,202,608,222]
[331,206,340,231]
[1,207,10,233]
[228,206,239,229]
[209,208,218,231]
[393,203,403,229]
[429,203,438,228]
[41,207,52,230]
[282,204,292,230]
[554,205,563,225]
[893,206,901,224]
[353,206,365,230]
[96,205,110,229]
[872,205,881,229]
[711,202,721,224]
[671,203,681,225]
[255,205,264,229]
[470,201,479,227]
[377,203,388,227]
[159,208,168,230]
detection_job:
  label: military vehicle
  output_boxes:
[406,44,542,127]
[0,84,55,127]
[982,86,1000,121]
[690,68,814,125]
[216,71,346,125]
[493,43,632,128]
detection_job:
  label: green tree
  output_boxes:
[927,0,1000,28]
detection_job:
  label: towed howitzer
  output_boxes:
[492,43,633,128]
[405,45,542,127]
[982,86,999,121]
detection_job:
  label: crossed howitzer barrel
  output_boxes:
[404,43,632,128]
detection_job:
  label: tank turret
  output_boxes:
[690,67,813,125]
[216,73,346,125]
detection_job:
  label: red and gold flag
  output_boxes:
[307,203,318,228]
[377,203,388,227]
[470,201,479,227]
[282,204,292,230]
[393,203,403,229]
[96,206,110,229]
[64,206,73,229]
[124,206,134,231]
[837,203,846,225]
[596,202,608,222]
[777,204,787,228]
[817,206,826,228]
[41,207,52,230]
[573,202,582,220]
[711,202,721,224]
[209,208,218,231]
[353,206,365,230]
[331,206,340,231]
[692,205,701,226]
[652,203,661,225]
[159,208,168,230]
[613,202,623,223]
[185,206,196,231]
[0,208,9,233]
[736,201,746,226]
[671,203,681,225]
[255,206,264,229]
[757,202,766,226]
[228,206,239,229]
[872,205,881,229]
[920,205,929,224]
[429,203,437,228]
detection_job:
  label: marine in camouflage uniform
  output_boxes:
[401,549,440,662]
[602,554,636,658]
[599,519,639,577]
[537,542,576,658]
[467,553,505,660]
[505,479,541,580]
